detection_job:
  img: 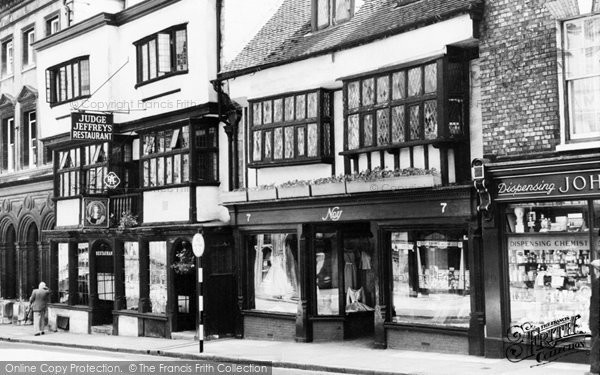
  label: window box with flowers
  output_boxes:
[221,188,248,204]
[310,175,347,196]
[277,180,311,199]
[247,185,278,201]
[345,167,441,194]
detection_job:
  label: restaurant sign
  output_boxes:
[71,112,114,141]
[496,170,600,201]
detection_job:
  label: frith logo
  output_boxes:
[322,207,343,221]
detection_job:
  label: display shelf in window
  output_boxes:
[249,89,334,168]
[341,52,470,155]
[504,201,589,234]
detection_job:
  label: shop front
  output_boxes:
[483,156,600,360]
[228,185,484,354]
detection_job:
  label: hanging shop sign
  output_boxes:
[496,170,600,201]
[71,112,114,141]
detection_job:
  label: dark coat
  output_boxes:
[29,288,50,312]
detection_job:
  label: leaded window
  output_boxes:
[45,56,90,105]
[195,125,218,182]
[249,89,333,167]
[135,24,188,85]
[343,57,467,152]
[58,147,81,197]
[141,125,190,187]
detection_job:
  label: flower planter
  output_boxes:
[221,190,248,204]
[247,188,278,201]
[311,181,347,196]
[277,185,311,199]
[347,175,441,194]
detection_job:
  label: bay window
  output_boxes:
[343,56,468,152]
[141,125,190,187]
[249,89,333,167]
[83,143,109,194]
[195,125,218,182]
[135,24,188,85]
[58,148,81,197]
[563,15,600,140]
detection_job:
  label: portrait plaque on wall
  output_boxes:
[83,198,109,228]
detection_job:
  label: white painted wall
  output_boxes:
[69,0,125,24]
[118,315,138,336]
[56,199,80,227]
[225,15,476,187]
[36,0,218,140]
[143,188,190,223]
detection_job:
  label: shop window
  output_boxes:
[96,243,114,301]
[22,111,37,168]
[315,229,375,316]
[77,243,89,306]
[249,90,333,167]
[195,125,218,182]
[123,242,140,310]
[248,233,299,313]
[22,28,35,68]
[314,0,353,30]
[343,57,467,153]
[1,117,15,172]
[1,38,13,77]
[58,148,81,197]
[141,126,190,187]
[45,56,90,106]
[135,24,188,86]
[391,230,469,327]
[58,243,69,303]
[506,201,591,333]
[149,241,167,314]
[563,15,600,141]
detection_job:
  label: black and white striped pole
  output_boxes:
[192,231,205,353]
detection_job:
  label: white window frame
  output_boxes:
[6,117,14,171]
[2,39,14,77]
[557,15,600,150]
[27,111,37,168]
[23,28,35,68]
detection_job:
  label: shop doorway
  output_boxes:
[93,241,114,325]
[23,223,40,299]
[204,235,236,337]
[173,240,196,332]
[4,225,16,299]
[313,223,376,340]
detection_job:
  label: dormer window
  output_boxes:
[313,0,353,30]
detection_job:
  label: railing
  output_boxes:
[110,193,140,226]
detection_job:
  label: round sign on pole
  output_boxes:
[192,233,205,257]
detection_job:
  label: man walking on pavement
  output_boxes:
[29,282,50,336]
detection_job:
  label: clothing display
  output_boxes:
[345,287,374,313]
[344,252,357,291]
[360,251,371,270]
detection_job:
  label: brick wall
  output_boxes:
[479,0,561,158]
[244,315,296,341]
[387,329,469,354]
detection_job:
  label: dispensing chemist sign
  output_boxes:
[71,112,114,141]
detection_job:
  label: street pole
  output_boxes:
[192,232,205,353]
[198,255,203,353]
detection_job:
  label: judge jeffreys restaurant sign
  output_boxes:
[496,170,600,201]
[71,112,113,141]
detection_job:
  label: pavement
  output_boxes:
[0,324,593,375]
